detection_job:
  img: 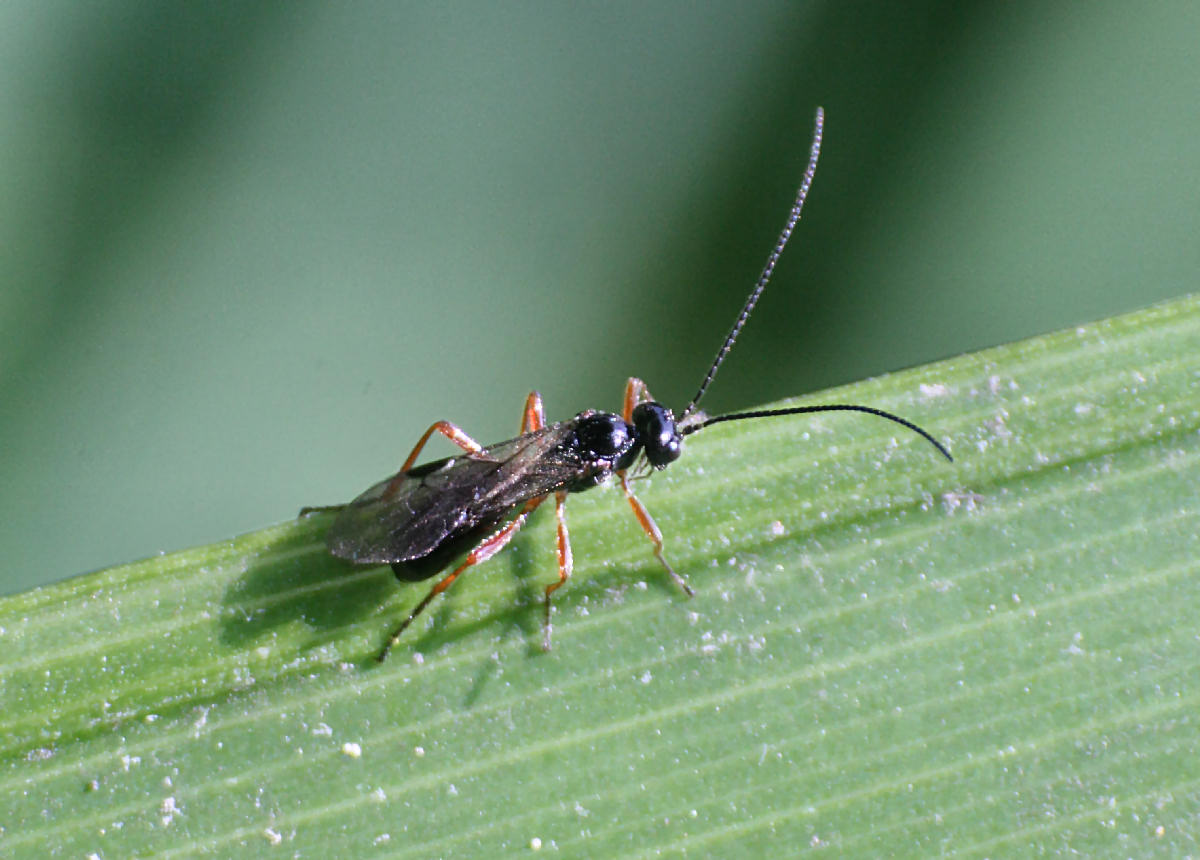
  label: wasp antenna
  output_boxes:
[680,106,824,421]
[681,403,953,463]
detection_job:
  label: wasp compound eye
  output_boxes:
[632,402,682,469]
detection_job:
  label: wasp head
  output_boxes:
[631,402,682,469]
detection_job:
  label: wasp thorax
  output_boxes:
[632,402,682,469]
[570,412,635,461]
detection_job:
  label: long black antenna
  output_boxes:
[682,403,953,462]
[680,106,824,421]
[675,106,951,464]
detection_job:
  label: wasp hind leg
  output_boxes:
[376,496,547,662]
[522,390,546,433]
[377,420,488,499]
[622,377,655,422]
[375,393,553,661]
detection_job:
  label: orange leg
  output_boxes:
[379,420,486,498]
[376,496,546,661]
[622,377,655,422]
[522,390,546,433]
[307,420,487,514]
[541,490,574,650]
[618,472,695,597]
[399,421,484,472]
[376,393,552,660]
[523,392,576,650]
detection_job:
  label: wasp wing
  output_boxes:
[326,421,586,564]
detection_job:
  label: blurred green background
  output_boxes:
[1,2,1197,593]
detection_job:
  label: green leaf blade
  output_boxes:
[3,295,1200,857]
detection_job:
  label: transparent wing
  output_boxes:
[326,421,585,564]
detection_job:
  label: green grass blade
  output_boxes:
[2,294,1198,857]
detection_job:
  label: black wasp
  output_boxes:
[304,108,952,661]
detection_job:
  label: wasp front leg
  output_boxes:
[617,472,695,597]
[618,379,692,594]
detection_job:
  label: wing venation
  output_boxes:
[326,422,584,563]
